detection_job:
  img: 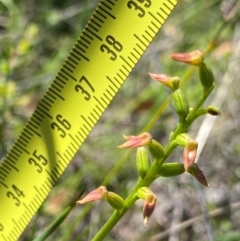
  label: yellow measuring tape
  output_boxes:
[0,0,179,240]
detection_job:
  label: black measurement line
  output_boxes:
[11,148,21,157]
[68,56,78,66]
[51,169,58,181]
[56,76,67,86]
[117,72,124,82]
[74,132,82,144]
[77,130,85,142]
[12,218,22,236]
[100,96,108,107]
[107,0,115,5]
[23,203,33,218]
[103,92,111,102]
[134,34,147,47]
[148,11,162,25]
[120,56,133,69]
[49,87,65,101]
[80,36,91,45]
[121,64,130,74]
[98,6,116,20]
[56,151,68,166]
[147,25,157,35]
[84,32,94,41]
[32,196,40,210]
[160,6,169,17]
[106,76,118,90]
[46,169,57,184]
[37,106,53,120]
[41,98,52,108]
[85,27,102,41]
[142,33,151,43]
[114,76,122,86]
[95,10,107,20]
[81,115,93,129]
[5,160,19,172]
[56,162,64,173]
[168,0,177,7]
[94,104,102,115]
[75,44,86,53]
[102,1,112,10]
[90,111,99,122]
[54,165,61,177]
[145,29,154,39]
[32,112,43,124]
[42,180,52,193]
[68,144,75,156]
[106,88,114,98]
[0,180,8,188]
[1,234,8,241]
[88,23,99,33]
[94,14,104,24]
[69,134,79,149]
[156,11,165,23]
[58,72,68,81]
[77,38,89,48]
[47,176,55,187]
[79,127,88,139]
[88,115,95,126]
[94,96,105,110]
[149,19,159,29]
[127,55,135,66]
[15,141,29,155]
[71,51,81,62]
[133,47,141,57]
[65,60,76,70]
[108,84,115,93]
[91,18,101,28]
[65,149,73,160]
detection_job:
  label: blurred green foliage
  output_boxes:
[1,0,240,240]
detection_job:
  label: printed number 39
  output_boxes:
[127,0,151,18]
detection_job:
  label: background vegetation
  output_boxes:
[1,0,240,240]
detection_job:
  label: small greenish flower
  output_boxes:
[76,186,107,205]
[149,73,180,90]
[170,50,204,66]
[118,132,152,149]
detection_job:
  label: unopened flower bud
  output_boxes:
[136,147,151,179]
[118,132,152,149]
[157,163,185,177]
[148,139,164,159]
[149,73,180,90]
[175,133,191,147]
[207,106,221,116]
[172,89,189,120]
[170,50,204,66]
[76,186,107,205]
[106,192,124,210]
[198,62,215,91]
[188,163,209,187]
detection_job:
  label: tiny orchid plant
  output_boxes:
[76,50,220,240]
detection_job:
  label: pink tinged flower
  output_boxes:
[170,50,204,66]
[143,192,157,226]
[183,140,198,171]
[188,163,209,187]
[148,73,180,90]
[76,186,108,205]
[118,132,152,149]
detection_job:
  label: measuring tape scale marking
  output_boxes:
[0,0,179,240]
